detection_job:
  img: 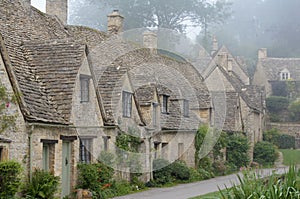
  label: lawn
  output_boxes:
[279,149,300,165]
[189,191,221,199]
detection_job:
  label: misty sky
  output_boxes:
[31,0,45,12]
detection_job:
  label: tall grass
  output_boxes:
[219,165,300,199]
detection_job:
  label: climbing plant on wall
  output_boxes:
[116,127,142,180]
[0,84,16,134]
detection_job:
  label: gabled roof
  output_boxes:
[21,40,86,123]
[0,1,89,124]
[258,57,300,81]
[218,66,264,112]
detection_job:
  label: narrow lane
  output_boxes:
[112,167,288,199]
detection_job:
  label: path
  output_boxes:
[112,167,288,199]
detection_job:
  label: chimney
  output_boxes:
[46,0,68,24]
[107,10,124,34]
[143,31,157,53]
[217,52,228,70]
[258,48,267,59]
[211,36,218,56]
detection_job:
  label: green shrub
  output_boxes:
[0,160,22,198]
[22,169,59,199]
[253,141,277,166]
[152,159,192,184]
[266,96,289,113]
[77,162,114,198]
[226,134,250,169]
[288,99,300,122]
[152,159,172,185]
[169,160,190,181]
[263,128,295,149]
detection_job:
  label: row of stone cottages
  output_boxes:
[0,0,265,197]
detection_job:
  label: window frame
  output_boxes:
[122,91,133,118]
[80,74,91,103]
[183,99,189,117]
[79,138,93,163]
[161,95,169,114]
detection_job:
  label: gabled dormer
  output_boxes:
[279,68,290,80]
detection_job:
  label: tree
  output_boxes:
[70,0,232,33]
[0,85,16,133]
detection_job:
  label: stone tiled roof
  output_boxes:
[258,58,300,81]
[0,1,86,124]
[212,46,249,84]
[66,25,107,49]
[22,40,85,123]
[95,46,210,127]
[219,66,264,112]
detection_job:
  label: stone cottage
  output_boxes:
[0,0,213,197]
[253,48,300,97]
[197,41,265,160]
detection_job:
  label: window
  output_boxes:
[154,142,160,159]
[152,102,158,126]
[183,100,189,117]
[161,142,168,159]
[102,136,110,151]
[41,139,57,171]
[80,138,92,163]
[280,69,290,80]
[122,91,132,117]
[80,75,90,102]
[162,95,169,113]
[178,143,184,160]
[42,144,50,170]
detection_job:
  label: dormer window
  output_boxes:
[161,95,169,113]
[80,75,91,102]
[280,69,290,80]
[122,91,132,117]
[183,99,189,117]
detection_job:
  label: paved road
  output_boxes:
[112,167,288,199]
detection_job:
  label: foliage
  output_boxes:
[22,169,59,199]
[253,141,278,166]
[77,162,114,198]
[266,96,289,113]
[152,159,173,185]
[288,99,300,122]
[226,133,250,169]
[152,159,192,185]
[270,81,289,97]
[115,128,142,180]
[263,128,295,149]
[219,165,300,199]
[214,0,300,59]
[72,0,231,33]
[194,125,207,167]
[0,160,22,198]
[0,85,16,134]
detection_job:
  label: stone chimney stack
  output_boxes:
[107,10,124,34]
[211,36,218,56]
[258,48,267,59]
[46,0,68,24]
[143,31,157,53]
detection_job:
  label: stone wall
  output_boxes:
[267,122,300,148]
